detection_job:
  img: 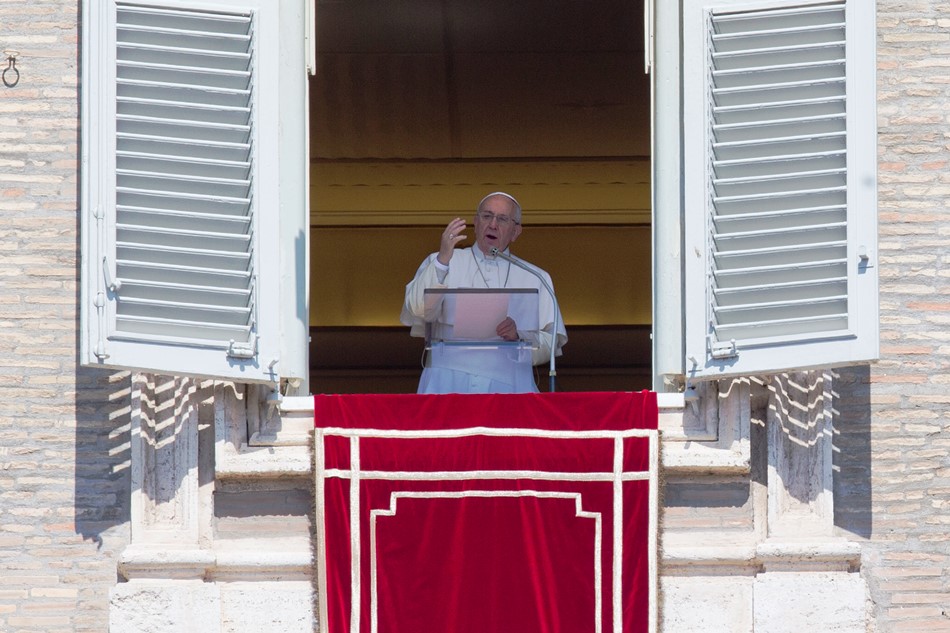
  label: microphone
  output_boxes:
[490,247,560,392]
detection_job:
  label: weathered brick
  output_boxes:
[892,593,950,606]
[878,579,947,592]
[886,606,947,619]
[6,615,72,627]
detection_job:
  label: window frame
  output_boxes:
[81,0,877,394]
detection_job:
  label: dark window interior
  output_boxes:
[308,0,651,393]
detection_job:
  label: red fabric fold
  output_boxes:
[314,392,657,633]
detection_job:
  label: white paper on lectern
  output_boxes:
[452,292,509,339]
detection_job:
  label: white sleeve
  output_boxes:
[400,254,448,336]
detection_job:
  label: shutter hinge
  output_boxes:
[709,338,738,360]
[94,291,109,359]
[92,204,110,360]
[227,336,257,360]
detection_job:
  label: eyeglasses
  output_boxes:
[477,211,520,226]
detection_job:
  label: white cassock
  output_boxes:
[400,246,567,394]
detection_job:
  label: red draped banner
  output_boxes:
[314,392,659,633]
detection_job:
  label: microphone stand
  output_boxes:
[490,247,559,392]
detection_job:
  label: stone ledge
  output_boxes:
[219,393,755,477]
[662,540,758,570]
[661,441,750,474]
[215,444,312,479]
[756,538,862,571]
[661,535,862,573]
[118,540,313,582]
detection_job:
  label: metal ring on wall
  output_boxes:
[2,53,19,88]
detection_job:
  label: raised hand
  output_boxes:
[438,217,467,265]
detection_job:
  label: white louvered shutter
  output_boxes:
[82,0,308,383]
[683,0,878,380]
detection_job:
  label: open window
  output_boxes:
[307,0,654,393]
[81,0,877,393]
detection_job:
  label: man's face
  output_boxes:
[474,195,522,255]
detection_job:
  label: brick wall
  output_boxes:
[1,1,949,632]
[0,2,132,631]
[835,2,950,631]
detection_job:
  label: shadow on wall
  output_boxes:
[74,367,133,548]
[831,365,872,539]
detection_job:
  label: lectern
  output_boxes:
[422,288,540,391]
